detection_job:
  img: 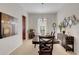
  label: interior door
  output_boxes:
[22,16,26,40]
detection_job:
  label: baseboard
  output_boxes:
[8,42,23,55]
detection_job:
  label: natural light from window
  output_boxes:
[37,18,47,35]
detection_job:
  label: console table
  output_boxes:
[65,36,74,52]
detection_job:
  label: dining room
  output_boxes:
[1,1,79,59]
[10,3,79,55]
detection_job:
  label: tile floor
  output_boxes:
[10,39,76,55]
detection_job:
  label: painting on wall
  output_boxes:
[0,12,17,38]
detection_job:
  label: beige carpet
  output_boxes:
[10,40,75,55]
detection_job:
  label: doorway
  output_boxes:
[22,16,26,40]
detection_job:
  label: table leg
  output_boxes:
[34,44,36,48]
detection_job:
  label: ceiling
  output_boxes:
[20,3,65,14]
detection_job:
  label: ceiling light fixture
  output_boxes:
[41,3,44,5]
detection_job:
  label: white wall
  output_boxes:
[0,4,28,55]
[28,13,57,35]
[57,4,79,54]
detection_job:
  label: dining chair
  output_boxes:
[38,36,54,55]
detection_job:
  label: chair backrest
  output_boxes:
[39,36,54,54]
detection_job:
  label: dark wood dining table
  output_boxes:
[32,35,59,48]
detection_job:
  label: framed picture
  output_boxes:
[0,12,17,38]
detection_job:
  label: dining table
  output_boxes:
[32,35,59,48]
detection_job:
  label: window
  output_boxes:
[38,18,47,35]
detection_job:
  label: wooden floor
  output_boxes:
[10,40,76,55]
